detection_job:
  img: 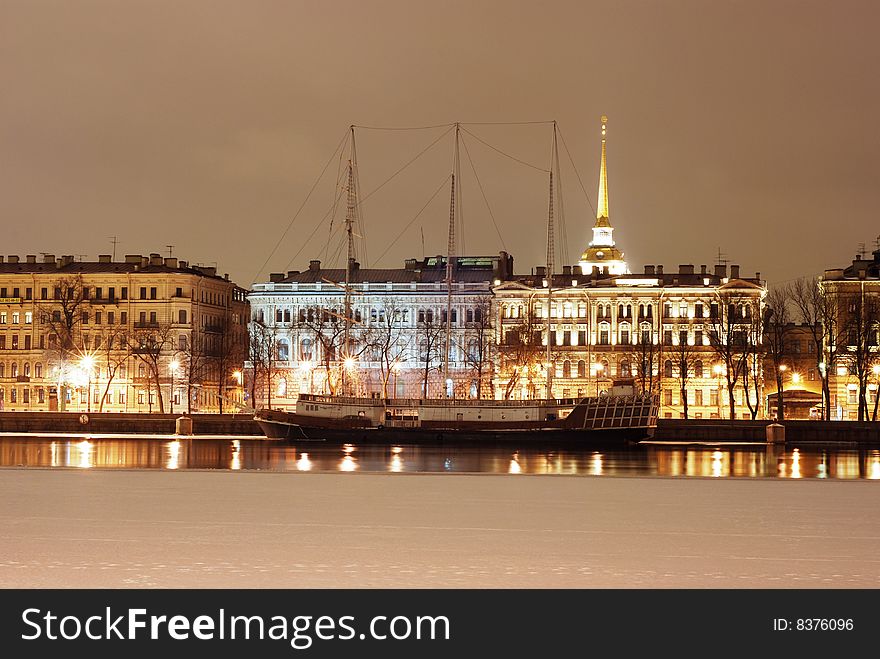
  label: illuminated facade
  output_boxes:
[247,254,514,409]
[0,253,249,413]
[821,249,880,420]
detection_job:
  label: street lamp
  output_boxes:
[169,359,180,414]
[713,364,724,419]
[79,355,95,413]
[593,362,605,396]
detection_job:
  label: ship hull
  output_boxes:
[255,417,654,444]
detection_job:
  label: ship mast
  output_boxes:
[545,122,559,399]
[442,123,460,396]
[342,126,358,393]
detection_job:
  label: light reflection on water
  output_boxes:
[1,438,880,479]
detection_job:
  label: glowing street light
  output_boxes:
[79,355,95,413]
[169,359,180,415]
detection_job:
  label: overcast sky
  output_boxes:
[2,0,878,288]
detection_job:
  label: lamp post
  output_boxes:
[79,356,95,413]
[232,370,243,406]
[169,359,180,415]
[713,363,724,419]
[594,362,604,396]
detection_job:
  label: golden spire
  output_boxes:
[596,115,609,221]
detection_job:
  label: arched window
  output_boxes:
[619,360,631,377]
[578,303,587,318]
[694,360,704,378]
[619,322,631,346]
[0,363,4,378]
[562,360,571,378]
[24,363,30,377]
[599,322,610,345]
[277,378,287,397]
[664,360,673,378]
[277,339,290,361]
[11,363,18,378]
[300,338,313,361]
[502,304,510,319]
[577,360,586,378]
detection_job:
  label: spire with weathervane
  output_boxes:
[578,115,629,276]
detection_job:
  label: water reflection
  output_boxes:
[1,437,880,479]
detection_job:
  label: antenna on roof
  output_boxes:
[75,254,87,262]
[109,236,119,261]
[875,235,880,251]
[166,244,175,258]
[857,242,866,259]
[715,247,729,267]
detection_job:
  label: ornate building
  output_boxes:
[821,249,880,420]
[0,253,249,413]
[494,117,766,419]
[247,254,514,409]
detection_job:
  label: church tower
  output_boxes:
[578,116,629,276]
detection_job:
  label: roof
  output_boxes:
[0,258,238,285]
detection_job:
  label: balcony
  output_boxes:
[89,298,119,306]
[134,321,159,329]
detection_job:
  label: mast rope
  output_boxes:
[251,129,349,284]
[556,124,597,220]
[373,174,452,264]
[460,126,549,173]
[459,132,508,252]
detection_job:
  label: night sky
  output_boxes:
[2,0,878,288]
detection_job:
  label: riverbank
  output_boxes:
[656,418,880,444]
[0,412,261,436]
[1,469,877,588]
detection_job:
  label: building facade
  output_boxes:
[821,249,880,420]
[0,253,249,413]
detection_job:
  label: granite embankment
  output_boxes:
[0,412,261,435]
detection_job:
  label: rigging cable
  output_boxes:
[556,124,597,219]
[459,126,549,173]
[251,129,349,284]
[281,125,454,274]
[373,174,452,265]
[459,132,508,252]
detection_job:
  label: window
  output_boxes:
[695,329,703,346]
[25,288,32,300]
[599,323,610,345]
[83,287,90,300]
[277,339,290,361]
[35,363,42,378]
[562,360,571,378]
[95,287,103,300]
[95,311,102,325]
[0,312,6,324]
[24,336,31,350]
[41,288,48,300]
[149,311,157,324]
[109,287,116,301]
[679,330,688,346]
[620,326,630,346]
[578,330,587,346]
[679,302,688,318]
[694,360,704,377]
[563,331,571,346]
[695,389,703,406]
[138,392,145,405]
[12,312,20,324]
[664,389,673,405]
[577,360,586,378]
[120,311,127,324]
[150,287,157,300]
[140,287,147,299]
[121,287,128,300]
[12,336,19,350]
[664,360,673,378]
[175,287,183,297]
[179,310,187,324]
[710,389,719,406]
[695,303,704,318]
[663,330,673,345]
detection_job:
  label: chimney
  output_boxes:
[535,266,546,277]
[269,273,284,283]
[179,260,188,269]
[563,265,571,275]
[755,272,761,282]
[405,258,418,270]
[43,254,55,263]
[26,255,36,264]
[125,254,142,264]
[164,257,178,268]
[98,254,112,263]
[7,255,19,264]
[700,264,707,275]
[287,270,300,278]
[656,265,663,275]
[714,264,727,278]
[730,264,740,279]
[149,253,163,266]
[592,266,600,276]
[678,264,694,275]
[58,255,74,267]
[309,259,321,272]
[644,265,655,275]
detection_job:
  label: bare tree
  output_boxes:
[297,304,347,395]
[363,299,410,399]
[210,312,248,413]
[628,325,661,396]
[416,312,445,398]
[38,275,88,411]
[128,322,175,414]
[668,331,700,419]
[95,324,131,412]
[708,291,756,419]
[840,289,880,420]
[740,308,765,420]
[763,284,794,420]
[248,318,279,410]
[498,308,544,399]
[179,330,209,413]
[792,277,845,420]
[462,297,495,399]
